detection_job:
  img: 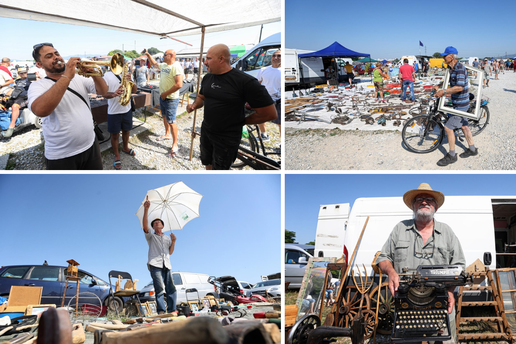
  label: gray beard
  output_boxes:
[414,207,435,223]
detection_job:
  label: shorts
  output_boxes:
[160,97,180,123]
[347,72,354,79]
[193,68,199,74]
[200,126,241,170]
[184,68,191,74]
[6,96,28,109]
[374,81,384,92]
[107,109,133,134]
[46,138,103,170]
[495,69,499,75]
[445,114,469,130]
[271,100,281,125]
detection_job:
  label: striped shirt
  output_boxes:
[449,61,469,111]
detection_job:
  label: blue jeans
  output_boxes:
[159,97,180,123]
[149,266,177,313]
[402,80,414,101]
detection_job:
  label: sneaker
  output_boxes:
[260,133,270,142]
[437,153,458,166]
[2,128,14,138]
[459,148,479,158]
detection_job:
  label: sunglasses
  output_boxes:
[414,197,436,204]
[33,43,53,51]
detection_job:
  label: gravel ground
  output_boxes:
[286,71,516,170]
[0,100,280,170]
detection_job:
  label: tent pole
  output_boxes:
[189,26,206,161]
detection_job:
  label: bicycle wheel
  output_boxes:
[408,105,429,116]
[232,131,257,169]
[468,105,490,136]
[402,115,444,153]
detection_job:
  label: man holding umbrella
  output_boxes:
[142,196,178,314]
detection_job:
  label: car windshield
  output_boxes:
[254,280,280,288]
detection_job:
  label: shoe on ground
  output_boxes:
[260,133,270,142]
[459,148,479,158]
[437,153,458,166]
[3,128,14,138]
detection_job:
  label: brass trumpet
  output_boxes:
[58,53,124,77]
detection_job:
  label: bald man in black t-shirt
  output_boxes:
[186,44,277,170]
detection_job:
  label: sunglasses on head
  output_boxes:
[33,43,53,51]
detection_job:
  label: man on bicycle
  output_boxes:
[433,46,478,167]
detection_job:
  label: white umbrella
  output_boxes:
[136,181,202,232]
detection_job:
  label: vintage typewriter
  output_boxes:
[391,265,470,342]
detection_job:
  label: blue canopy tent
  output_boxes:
[298,42,369,84]
[298,41,370,58]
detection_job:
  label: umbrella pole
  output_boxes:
[189,26,205,161]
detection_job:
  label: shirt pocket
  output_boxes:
[437,247,452,263]
[394,240,411,263]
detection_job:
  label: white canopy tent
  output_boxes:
[0,0,280,161]
[0,0,280,37]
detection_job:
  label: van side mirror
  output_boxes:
[483,252,492,266]
[298,257,307,264]
[318,251,324,257]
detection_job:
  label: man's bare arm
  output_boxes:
[186,93,205,113]
[245,104,277,125]
[31,57,80,117]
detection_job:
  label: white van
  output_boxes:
[232,33,280,79]
[315,196,516,273]
[139,271,218,304]
[285,48,325,87]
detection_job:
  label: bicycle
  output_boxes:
[401,94,490,154]
[233,123,281,169]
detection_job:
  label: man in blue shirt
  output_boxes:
[434,46,477,167]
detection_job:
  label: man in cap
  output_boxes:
[433,46,477,166]
[142,196,178,314]
[377,183,466,343]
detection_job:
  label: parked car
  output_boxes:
[139,272,218,304]
[245,279,281,299]
[238,281,253,295]
[285,244,314,289]
[0,264,119,310]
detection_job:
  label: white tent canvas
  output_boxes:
[0,0,280,37]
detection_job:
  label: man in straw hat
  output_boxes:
[377,183,465,342]
[142,196,178,314]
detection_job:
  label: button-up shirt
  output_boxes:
[145,231,172,270]
[377,219,466,274]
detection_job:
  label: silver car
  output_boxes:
[285,244,314,289]
[245,279,281,299]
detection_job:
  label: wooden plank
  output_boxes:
[459,316,503,322]
[458,333,510,340]
[461,301,498,307]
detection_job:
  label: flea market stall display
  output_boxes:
[285,66,488,134]
[0,181,281,344]
[286,217,516,344]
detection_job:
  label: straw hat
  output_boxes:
[403,183,445,209]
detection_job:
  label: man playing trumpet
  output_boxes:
[28,43,108,170]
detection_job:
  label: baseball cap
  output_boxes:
[441,46,458,56]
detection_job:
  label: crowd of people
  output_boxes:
[1,44,279,171]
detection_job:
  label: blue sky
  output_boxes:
[0,18,280,61]
[0,174,280,285]
[286,174,516,245]
[286,0,516,59]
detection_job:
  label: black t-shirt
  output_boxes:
[200,68,273,138]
